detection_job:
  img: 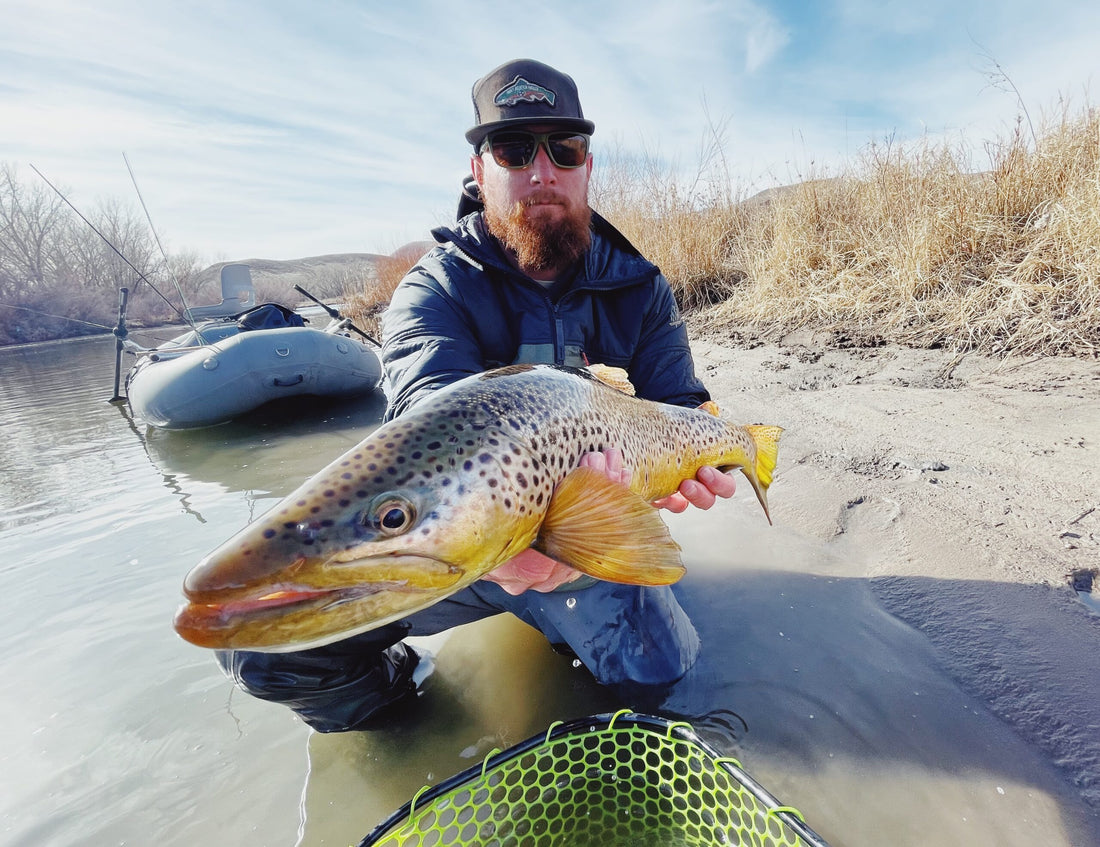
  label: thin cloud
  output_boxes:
[2,0,1097,261]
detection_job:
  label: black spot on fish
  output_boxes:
[263,529,277,539]
[427,441,442,450]
[463,460,474,471]
[479,453,492,464]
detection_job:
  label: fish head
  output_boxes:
[174,416,543,651]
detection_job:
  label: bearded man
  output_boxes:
[217,59,736,732]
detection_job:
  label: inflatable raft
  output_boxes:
[122,266,382,429]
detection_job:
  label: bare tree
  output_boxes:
[0,161,207,343]
[0,163,71,296]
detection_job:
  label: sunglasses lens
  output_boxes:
[546,133,589,168]
[488,133,537,168]
[487,132,589,169]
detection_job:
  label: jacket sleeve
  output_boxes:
[629,274,711,408]
[380,258,489,421]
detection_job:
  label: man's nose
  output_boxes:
[528,144,557,183]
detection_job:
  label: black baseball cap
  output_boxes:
[466,59,596,148]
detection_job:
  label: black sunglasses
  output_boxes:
[482,130,590,170]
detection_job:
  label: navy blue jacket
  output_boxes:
[380,211,710,420]
[218,209,709,732]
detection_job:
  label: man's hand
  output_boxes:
[481,449,735,595]
[651,465,737,513]
[480,548,583,595]
[481,450,631,595]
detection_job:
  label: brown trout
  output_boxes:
[174,364,781,651]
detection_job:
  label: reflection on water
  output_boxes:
[1,336,1097,847]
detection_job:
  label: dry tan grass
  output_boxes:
[345,103,1099,358]
[598,103,1100,357]
[343,242,429,339]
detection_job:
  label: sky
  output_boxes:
[3,0,1098,264]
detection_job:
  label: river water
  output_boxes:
[1,335,1096,847]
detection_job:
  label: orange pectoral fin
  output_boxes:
[535,467,685,585]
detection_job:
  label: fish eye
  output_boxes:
[366,497,416,536]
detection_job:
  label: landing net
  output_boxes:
[358,710,831,847]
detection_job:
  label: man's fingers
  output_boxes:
[680,478,716,510]
[652,491,690,513]
[579,449,631,486]
[698,465,737,498]
[653,468,737,512]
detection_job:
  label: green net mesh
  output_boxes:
[358,711,829,847]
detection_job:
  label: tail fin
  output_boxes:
[742,425,783,524]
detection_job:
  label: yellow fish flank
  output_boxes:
[174,364,782,652]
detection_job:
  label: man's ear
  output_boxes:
[471,154,485,191]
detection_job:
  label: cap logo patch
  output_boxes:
[494,76,556,108]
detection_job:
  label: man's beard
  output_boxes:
[484,191,592,274]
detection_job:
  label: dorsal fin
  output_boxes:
[584,364,636,396]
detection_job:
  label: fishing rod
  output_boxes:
[29,164,186,322]
[293,284,381,347]
[0,302,117,331]
[123,153,201,333]
[30,163,193,405]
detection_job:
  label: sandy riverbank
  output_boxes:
[690,328,1100,811]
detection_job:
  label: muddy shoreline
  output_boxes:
[691,329,1100,816]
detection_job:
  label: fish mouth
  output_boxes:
[174,554,465,651]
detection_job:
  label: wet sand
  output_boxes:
[294,335,1100,847]
[691,331,1100,832]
